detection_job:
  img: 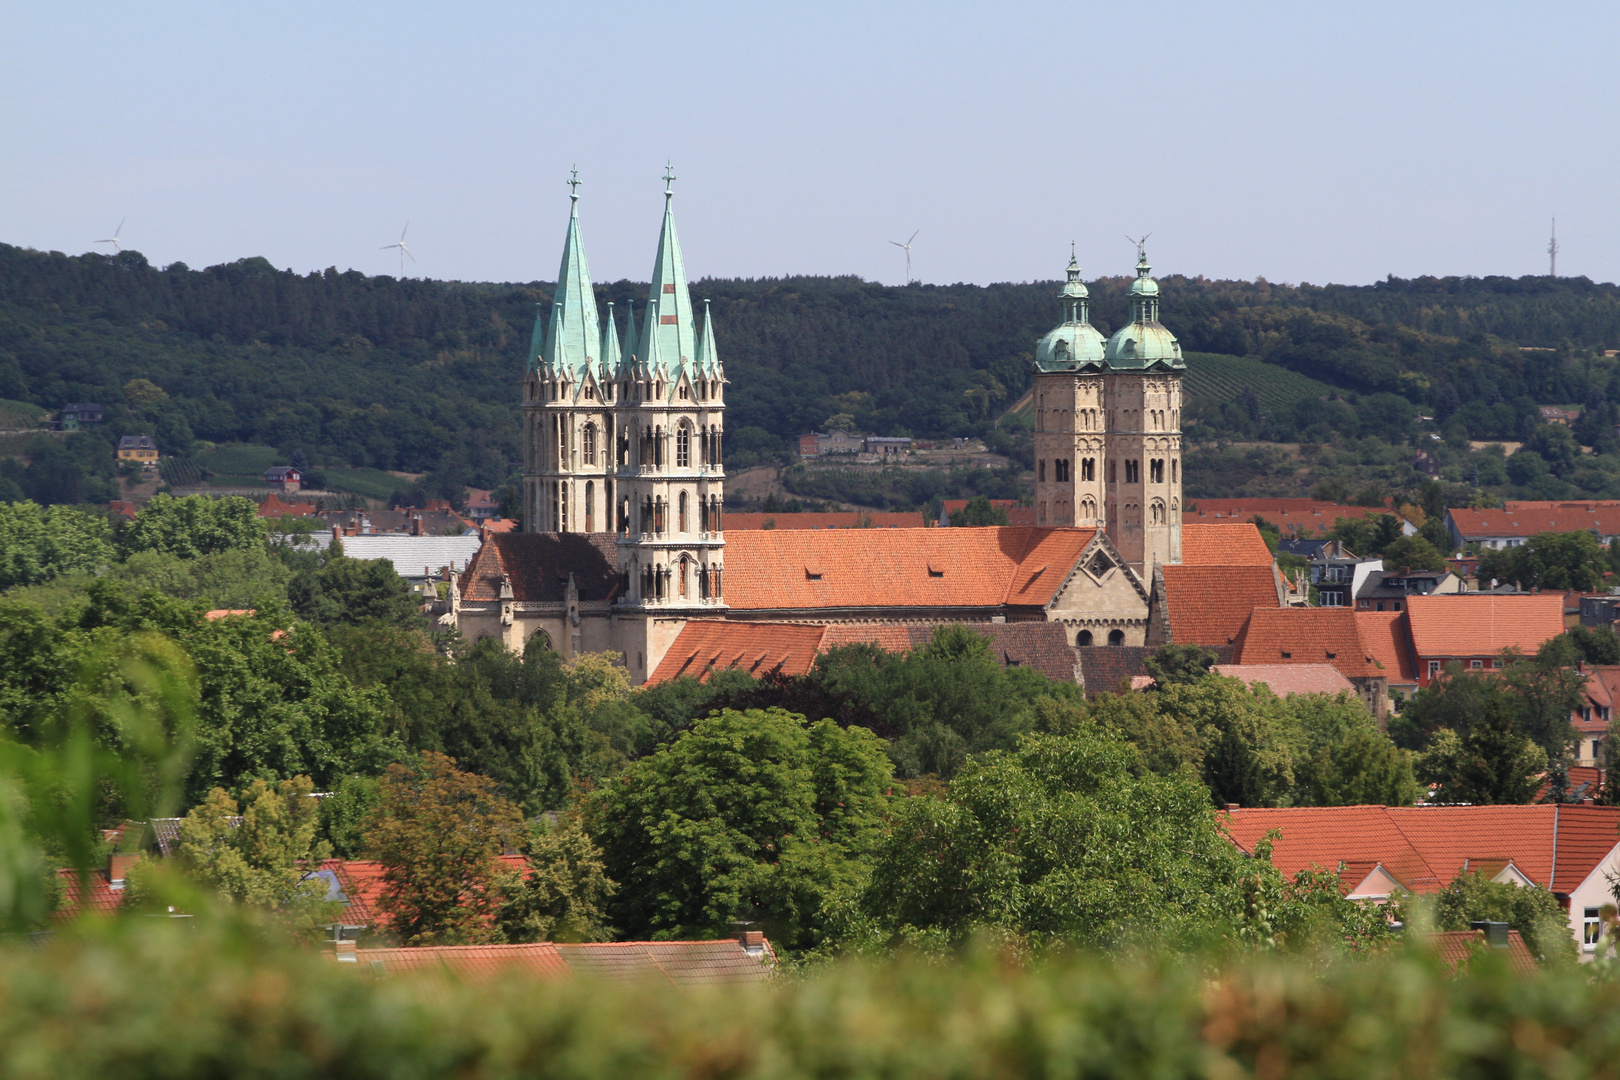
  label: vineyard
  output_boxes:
[1181,351,1341,416]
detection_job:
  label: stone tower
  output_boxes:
[1101,244,1184,578]
[1032,244,1184,580]
[612,167,726,619]
[523,173,616,534]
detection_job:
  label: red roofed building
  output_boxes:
[725,511,925,530]
[1222,804,1620,957]
[939,499,1037,527]
[1231,607,1399,718]
[1446,505,1620,551]
[1185,498,1409,538]
[647,621,828,684]
[1404,594,1567,686]
[258,493,317,518]
[345,933,774,984]
[1423,929,1539,976]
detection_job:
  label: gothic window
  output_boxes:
[1055,458,1070,482]
[551,482,559,532]
[585,481,594,532]
[679,556,689,597]
[582,424,597,465]
[1038,459,1046,482]
[679,491,689,533]
[1081,458,1095,482]
[679,383,689,400]
[711,495,723,531]
[656,428,665,468]
[1080,495,1096,521]
[1150,499,1165,526]
[655,498,665,535]
[585,383,596,400]
[559,482,568,532]
[676,424,691,468]
[1125,460,1140,484]
[557,419,568,467]
[1150,458,1163,483]
[642,495,653,534]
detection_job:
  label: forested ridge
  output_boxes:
[3,241,1619,498]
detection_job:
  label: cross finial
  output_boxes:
[663,161,676,196]
[568,166,580,200]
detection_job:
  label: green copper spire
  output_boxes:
[539,169,601,382]
[620,298,638,376]
[694,297,719,375]
[525,301,545,374]
[1033,250,1105,372]
[640,163,696,377]
[644,297,665,377]
[1104,238,1182,369]
[601,300,621,376]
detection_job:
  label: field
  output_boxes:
[0,398,47,428]
[192,443,280,483]
[322,467,413,500]
[1182,351,1341,414]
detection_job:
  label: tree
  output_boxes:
[288,556,420,627]
[949,495,1010,527]
[365,752,525,945]
[1288,693,1421,807]
[0,501,115,589]
[1477,530,1609,592]
[176,775,332,923]
[1380,535,1447,572]
[587,708,893,952]
[494,816,615,943]
[1416,707,1547,805]
[1143,644,1217,688]
[119,494,266,559]
[1433,869,1576,965]
[1327,513,1404,557]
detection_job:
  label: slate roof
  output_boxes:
[1232,608,1388,679]
[342,535,484,579]
[1423,930,1539,975]
[1221,804,1620,895]
[721,527,1097,612]
[648,621,828,684]
[1161,564,1281,647]
[1355,611,1417,682]
[725,512,925,529]
[1180,523,1275,566]
[458,533,622,603]
[1212,663,1353,696]
[117,434,157,451]
[1404,594,1566,657]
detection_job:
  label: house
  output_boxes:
[1540,405,1581,426]
[1404,594,1566,686]
[1230,607,1401,719]
[107,499,138,520]
[798,430,863,457]
[1423,928,1539,976]
[116,434,159,463]
[1149,522,1286,650]
[343,932,774,985]
[1183,498,1414,538]
[864,436,912,456]
[60,402,105,425]
[1306,543,1384,608]
[938,499,1037,526]
[464,489,501,521]
[797,433,821,458]
[1354,569,1462,611]
[724,511,925,530]
[1445,505,1620,551]
[1579,593,1620,627]
[264,465,303,492]
[338,533,485,588]
[258,493,317,518]
[1221,804,1620,957]
[1572,663,1620,767]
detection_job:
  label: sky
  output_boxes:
[3,1,1616,289]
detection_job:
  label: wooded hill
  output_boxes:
[2,241,1617,505]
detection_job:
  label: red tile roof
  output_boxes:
[1232,608,1388,679]
[1180,523,1275,566]
[459,533,622,603]
[321,856,529,928]
[1212,663,1353,696]
[554,940,774,984]
[1447,505,1620,540]
[258,493,317,518]
[818,622,1081,684]
[1423,930,1539,975]
[1355,611,1417,682]
[1403,595,1566,658]
[54,868,126,918]
[357,943,570,980]
[725,512,925,529]
[1185,499,1398,537]
[1162,564,1281,647]
[721,527,1097,612]
[647,621,829,685]
[1221,804,1620,895]
[940,499,1037,526]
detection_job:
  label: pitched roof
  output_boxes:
[1212,663,1353,696]
[258,493,317,518]
[320,856,530,928]
[1355,611,1417,682]
[1448,505,1620,539]
[1185,499,1398,537]
[819,622,1081,684]
[1403,594,1567,657]
[355,943,571,981]
[1232,608,1388,679]
[1221,804,1620,894]
[342,534,484,579]
[721,527,1096,612]
[458,533,621,603]
[940,499,1038,526]
[724,512,925,529]
[1179,523,1275,566]
[648,621,828,685]
[54,868,126,918]
[554,940,773,984]
[117,434,156,450]
[1162,564,1281,647]
[1422,930,1539,975]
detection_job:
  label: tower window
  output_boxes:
[1081,458,1095,482]
[676,425,691,468]
[679,491,688,533]
[1055,458,1070,482]
[1171,460,1178,483]
[1039,459,1046,482]
[1125,460,1140,484]
[582,424,597,465]
[1150,458,1163,483]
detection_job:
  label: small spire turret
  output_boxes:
[602,300,621,376]
[694,298,719,375]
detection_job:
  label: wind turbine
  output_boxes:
[889,229,919,285]
[381,222,415,276]
[95,219,126,253]
[1125,232,1152,260]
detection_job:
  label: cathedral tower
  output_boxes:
[1032,252,1108,530]
[1101,243,1184,577]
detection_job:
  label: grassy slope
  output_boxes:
[1181,352,1340,414]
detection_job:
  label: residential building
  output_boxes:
[464,489,501,521]
[1404,594,1567,686]
[258,493,316,518]
[1446,505,1620,551]
[725,511,925,529]
[1230,607,1400,719]
[1222,804,1620,957]
[1354,569,1462,611]
[1186,498,1414,538]
[1572,663,1619,767]
[1130,663,1352,697]
[1149,522,1286,650]
[1580,593,1620,627]
[264,465,303,492]
[797,430,863,456]
[107,500,138,520]
[864,436,912,456]
[1539,405,1581,426]
[60,402,105,425]
[116,434,158,463]
[1306,543,1384,608]
[339,533,484,588]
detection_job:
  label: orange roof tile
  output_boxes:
[258,493,317,518]
[647,622,829,685]
[1232,607,1387,679]
[1212,663,1353,696]
[1355,610,1417,682]
[817,624,916,652]
[554,940,774,984]
[1404,595,1566,658]
[322,856,528,928]
[1422,930,1539,976]
[940,500,1038,526]
[721,527,1096,612]
[1185,499,1398,537]
[1180,523,1274,566]
[725,512,925,529]
[357,943,570,980]
[1162,564,1281,647]
[1222,806,1437,888]
[1448,505,1620,539]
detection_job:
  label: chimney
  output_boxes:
[334,939,358,963]
[1578,659,1587,675]
[1225,803,1240,811]
[108,851,142,889]
[1471,921,1511,949]
[331,525,342,547]
[412,514,423,536]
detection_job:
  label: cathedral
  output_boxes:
[450,174,1252,684]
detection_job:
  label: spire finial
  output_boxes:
[568,166,580,201]
[662,161,676,199]
[1126,232,1152,270]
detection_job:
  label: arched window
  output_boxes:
[559,482,568,532]
[676,424,691,468]
[585,481,595,532]
[1108,629,1125,646]
[1080,496,1096,521]
[679,491,688,533]
[679,556,689,597]
[1078,630,1093,646]
[582,424,597,465]
[1171,460,1178,483]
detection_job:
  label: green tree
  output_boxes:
[0,501,115,589]
[1416,708,1547,805]
[1143,643,1218,688]
[118,494,266,559]
[176,775,333,921]
[1288,693,1421,807]
[587,707,893,952]
[365,752,525,945]
[1433,869,1576,965]
[494,816,615,943]
[1477,530,1609,592]
[948,495,1010,527]
[288,556,420,627]
[1380,535,1447,572]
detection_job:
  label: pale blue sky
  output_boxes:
[3,2,1615,287]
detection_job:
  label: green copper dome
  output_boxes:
[1104,246,1182,369]
[1033,253,1106,372]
